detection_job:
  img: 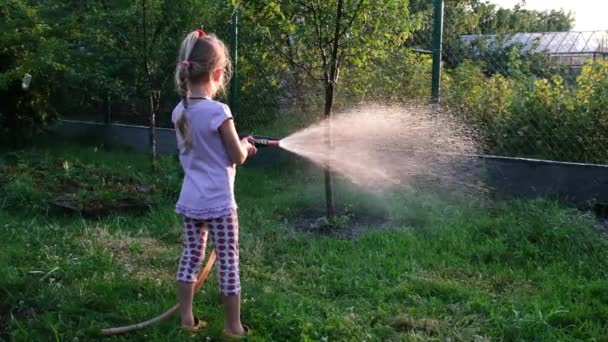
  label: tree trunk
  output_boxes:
[141,0,157,171]
[149,92,157,171]
[323,0,345,223]
[323,83,336,222]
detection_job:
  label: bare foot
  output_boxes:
[180,315,195,327]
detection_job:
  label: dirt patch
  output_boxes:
[49,175,155,217]
[292,216,391,239]
[108,237,172,281]
[391,315,441,335]
[288,207,392,239]
[82,230,174,281]
[52,195,152,217]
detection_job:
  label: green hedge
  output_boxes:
[445,60,608,163]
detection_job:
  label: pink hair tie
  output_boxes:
[196,29,207,37]
[179,61,191,67]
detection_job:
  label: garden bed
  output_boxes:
[0,152,155,216]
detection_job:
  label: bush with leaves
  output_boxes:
[445,60,608,163]
[0,1,70,146]
[340,49,432,102]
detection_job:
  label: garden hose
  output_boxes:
[239,134,282,148]
[99,249,217,335]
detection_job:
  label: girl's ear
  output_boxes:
[212,68,223,82]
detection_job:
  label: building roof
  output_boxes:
[460,31,608,55]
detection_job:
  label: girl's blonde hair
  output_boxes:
[174,31,233,149]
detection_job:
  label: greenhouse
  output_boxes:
[461,30,608,68]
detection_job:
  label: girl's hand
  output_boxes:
[241,136,257,157]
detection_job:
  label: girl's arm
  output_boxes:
[218,119,256,165]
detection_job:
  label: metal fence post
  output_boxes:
[431,0,444,103]
[229,11,239,118]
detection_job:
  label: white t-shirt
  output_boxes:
[171,98,237,219]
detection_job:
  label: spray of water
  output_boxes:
[279,103,482,191]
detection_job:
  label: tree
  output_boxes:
[0,0,72,146]
[242,0,421,222]
[95,0,218,169]
[1,0,240,155]
[132,0,232,168]
[44,0,232,167]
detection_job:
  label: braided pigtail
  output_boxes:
[176,66,192,149]
[174,32,199,150]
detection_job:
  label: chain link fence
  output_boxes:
[55,3,608,165]
[251,9,608,164]
[442,29,608,164]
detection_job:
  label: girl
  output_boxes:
[172,29,256,338]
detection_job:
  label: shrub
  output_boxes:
[445,60,608,163]
[341,49,433,101]
[0,1,66,146]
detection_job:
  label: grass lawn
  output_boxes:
[1,141,608,341]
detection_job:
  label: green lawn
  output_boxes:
[1,141,608,341]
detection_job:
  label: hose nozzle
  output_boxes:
[240,133,281,148]
[252,138,280,148]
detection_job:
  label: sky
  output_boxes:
[489,0,607,31]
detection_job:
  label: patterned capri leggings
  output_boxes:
[176,211,240,296]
